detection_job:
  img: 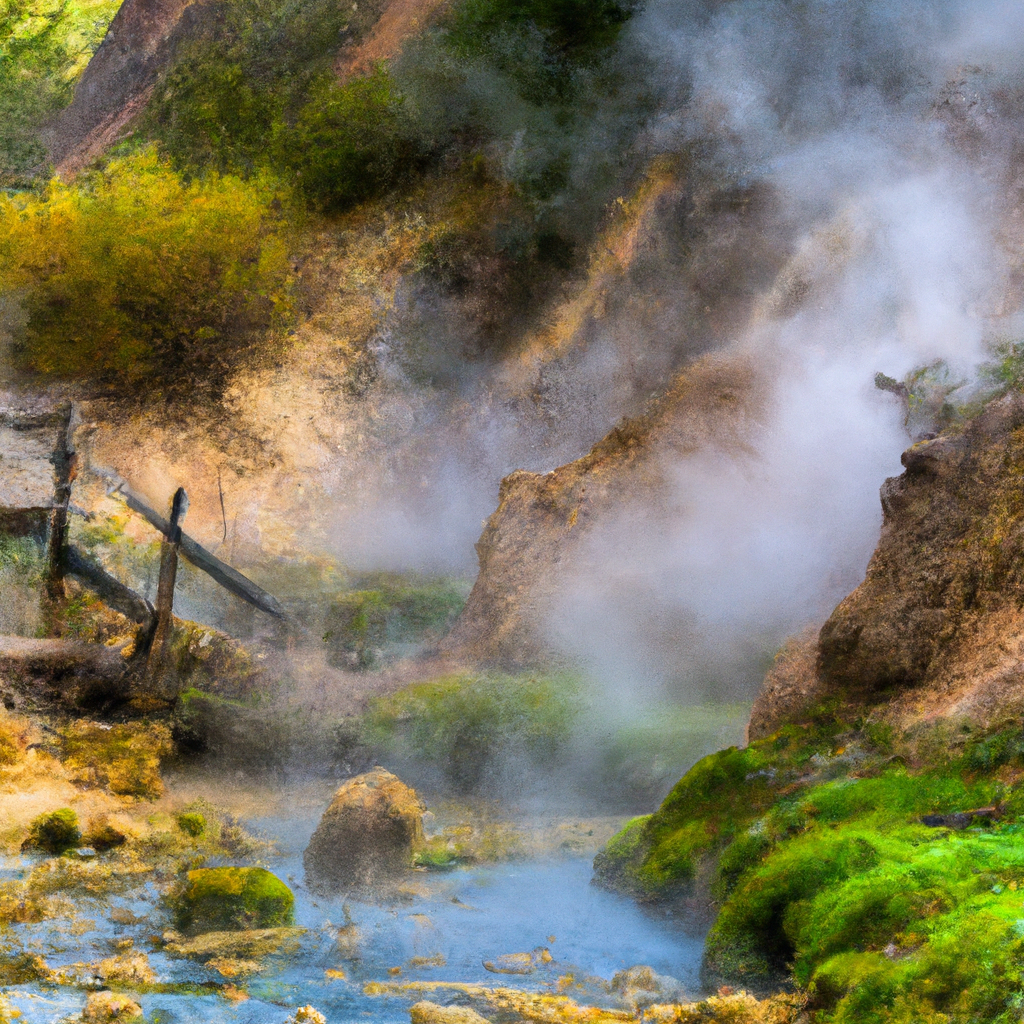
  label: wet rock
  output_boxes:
[168,867,295,933]
[83,991,143,1022]
[410,1002,492,1024]
[483,947,552,975]
[609,965,686,1009]
[163,925,304,961]
[286,1007,328,1024]
[303,767,426,891]
[96,951,156,985]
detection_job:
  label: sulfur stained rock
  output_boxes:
[83,991,143,1022]
[304,767,426,891]
[411,1001,493,1024]
[169,866,294,933]
[483,947,553,975]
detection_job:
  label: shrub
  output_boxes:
[278,68,424,212]
[0,149,293,392]
[0,0,119,185]
[27,808,80,853]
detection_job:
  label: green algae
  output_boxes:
[170,867,295,934]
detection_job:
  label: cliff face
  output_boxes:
[441,355,766,665]
[750,389,1024,738]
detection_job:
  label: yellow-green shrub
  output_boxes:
[0,149,294,390]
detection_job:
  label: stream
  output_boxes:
[2,800,706,1023]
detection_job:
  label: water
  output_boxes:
[2,810,705,1023]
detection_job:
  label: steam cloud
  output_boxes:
[325,0,1021,702]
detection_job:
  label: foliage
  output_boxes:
[0,149,294,390]
[979,336,1024,395]
[0,0,119,185]
[177,811,208,838]
[26,807,80,853]
[0,534,43,582]
[322,574,467,669]
[364,671,580,789]
[170,866,294,933]
[60,719,172,798]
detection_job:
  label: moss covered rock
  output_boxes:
[170,867,294,934]
[304,767,425,891]
[25,808,81,854]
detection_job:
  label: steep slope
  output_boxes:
[441,354,766,665]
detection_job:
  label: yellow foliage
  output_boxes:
[0,149,293,386]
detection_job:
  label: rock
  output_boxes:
[747,628,825,741]
[83,991,143,1022]
[483,947,552,975]
[303,768,426,891]
[24,808,81,854]
[286,1008,327,1024]
[410,1002,492,1024]
[168,867,295,934]
[609,965,687,1009]
[162,925,304,961]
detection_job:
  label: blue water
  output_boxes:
[2,814,705,1023]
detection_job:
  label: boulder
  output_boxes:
[83,991,143,1022]
[168,867,294,934]
[303,767,425,891]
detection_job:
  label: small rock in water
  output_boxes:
[483,946,553,975]
[303,767,426,891]
[410,1001,492,1024]
[287,1007,327,1024]
[83,990,143,1022]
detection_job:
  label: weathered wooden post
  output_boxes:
[144,487,189,687]
[44,403,76,627]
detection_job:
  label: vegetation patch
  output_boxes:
[596,712,1024,1021]
[0,149,294,393]
[24,807,81,853]
[363,670,580,790]
[60,719,172,798]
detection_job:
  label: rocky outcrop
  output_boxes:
[441,354,766,665]
[750,390,1024,735]
[303,767,425,890]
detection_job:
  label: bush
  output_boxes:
[278,68,424,212]
[0,149,293,392]
[27,808,80,853]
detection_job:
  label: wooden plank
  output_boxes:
[44,403,75,609]
[144,487,188,686]
[111,482,285,619]
[65,545,154,625]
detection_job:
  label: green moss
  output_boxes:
[26,808,81,854]
[322,575,467,670]
[170,866,294,933]
[177,812,208,839]
[364,670,579,790]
